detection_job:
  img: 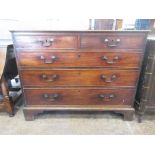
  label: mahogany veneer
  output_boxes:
[11,30,148,121]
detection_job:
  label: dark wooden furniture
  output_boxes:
[0,45,20,116]
[0,75,14,116]
[135,39,155,122]
[94,19,114,30]
[11,30,148,121]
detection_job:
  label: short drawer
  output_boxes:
[24,88,135,106]
[80,33,146,49]
[14,35,78,49]
[17,51,143,69]
[21,69,139,87]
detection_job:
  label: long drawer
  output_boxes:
[21,69,139,87]
[80,33,146,49]
[24,88,135,106]
[17,51,143,68]
[14,35,78,49]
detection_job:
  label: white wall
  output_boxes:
[0,19,90,39]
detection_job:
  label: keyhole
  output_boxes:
[77,54,81,58]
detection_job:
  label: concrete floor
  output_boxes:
[0,98,155,135]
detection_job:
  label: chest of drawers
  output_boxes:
[11,31,148,121]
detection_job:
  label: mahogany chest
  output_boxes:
[11,30,148,121]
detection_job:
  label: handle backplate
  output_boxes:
[40,55,58,64]
[104,38,120,47]
[98,94,115,101]
[41,74,59,82]
[100,74,117,83]
[43,93,60,102]
[37,38,54,47]
[101,55,120,64]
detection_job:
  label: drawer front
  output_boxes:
[81,34,146,49]
[24,88,135,106]
[17,51,143,68]
[14,35,78,49]
[21,69,139,87]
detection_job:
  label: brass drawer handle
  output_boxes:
[101,56,120,64]
[98,94,115,101]
[40,55,58,64]
[43,93,60,102]
[104,38,120,47]
[100,74,117,83]
[37,38,54,47]
[41,74,59,82]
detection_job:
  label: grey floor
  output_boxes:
[0,97,155,135]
